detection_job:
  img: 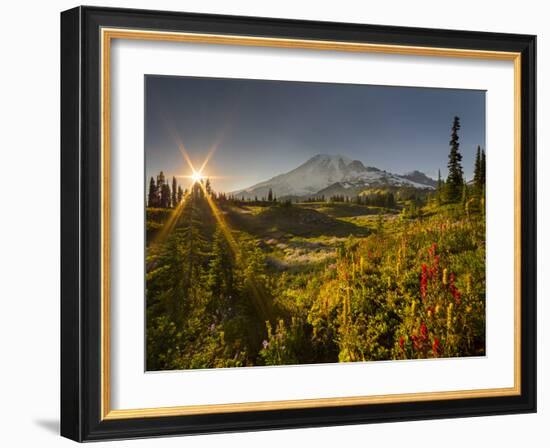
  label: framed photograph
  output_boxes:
[60,6,536,441]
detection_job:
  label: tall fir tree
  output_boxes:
[162,198,208,325]
[177,185,184,204]
[206,226,236,319]
[445,116,464,202]
[147,176,158,207]
[171,176,177,208]
[160,182,171,208]
[473,145,482,195]
[156,171,166,206]
[179,198,208,292]
[267,188,273,202]
[480,148,486,186]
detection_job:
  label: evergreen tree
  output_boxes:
[473,145,482,194]
[156,171,166,205]
[183,198,208,282]
[168,199,208,324]
[206,226,235,319]
[160,183,171,208]
[205,178,212,196]
[171,176,177,208]
[267,188,273,202]
[177,185,184,204]
[147,176,158,207]
[480,148,486,186]
[480,185,486,216]
[445,116,464,202]
[385,192,396,208]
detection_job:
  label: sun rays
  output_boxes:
[150,128,232,250]
[147,128,270,319]
[191,171,204,184]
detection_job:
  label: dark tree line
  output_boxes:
[356,191,396,208]
[147,171,185,208]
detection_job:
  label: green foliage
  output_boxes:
[146,183,486,370]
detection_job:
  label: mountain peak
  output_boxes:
[347,160,366,171]
[308,154,352,164]
[401,170,437,187]
[233,154,435,198]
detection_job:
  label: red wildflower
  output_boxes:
[420,322,428,340]
[420,264,428,300]
[399,336,405,350]
[449,272,461,304]
[432,337,441,356]
[410,334,421,351]
[452,289,462,304]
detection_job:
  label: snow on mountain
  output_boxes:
[233,154,435,199]
[401,170,438,188]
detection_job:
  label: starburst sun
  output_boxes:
[191,170,204,184]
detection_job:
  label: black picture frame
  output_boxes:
[61,5,536,442]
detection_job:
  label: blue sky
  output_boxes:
[145,75,485,193]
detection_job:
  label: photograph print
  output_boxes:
[145,76,486,371]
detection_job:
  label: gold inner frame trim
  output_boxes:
[100,27,522,420]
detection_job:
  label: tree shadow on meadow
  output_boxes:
[225,204,371,239]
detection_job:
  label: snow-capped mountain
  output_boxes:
[233,154,435,199]
[401,170,438,188]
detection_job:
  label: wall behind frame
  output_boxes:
[0,0,546,447]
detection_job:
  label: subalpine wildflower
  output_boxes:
[432,337,441,356]
[420,263,428,300]
[449,273,462,304]
[420,322,428,340]
[411,334,421,351]
[446,302,454,330]
[442,268,448,286]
